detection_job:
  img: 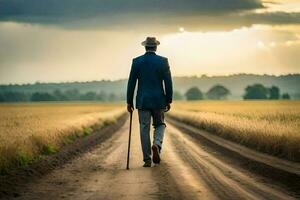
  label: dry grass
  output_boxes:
[169,100,300,162]
[0,103,125,172]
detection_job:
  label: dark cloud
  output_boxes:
[242,11,300,25]
[0,0,299,31]
[167,11,300,32]
[0,0,262,24]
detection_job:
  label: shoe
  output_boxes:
[152,144,161,164]
[143,162,151,167]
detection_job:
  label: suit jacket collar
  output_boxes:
[145,51,156,55]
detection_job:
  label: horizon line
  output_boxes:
[1,73,299,86]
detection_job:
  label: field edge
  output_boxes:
[0,112,128,199]
[167,117,300,196]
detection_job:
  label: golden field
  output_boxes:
[168,100,300,162]
[0,103,125,173]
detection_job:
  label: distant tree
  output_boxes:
[185,87,203,100]
[96,91,107,101]
[269,86,280,99]
[243,84,268,100]
[2,91,29,102]
[53,89,68,101]
[206,85,231,100]
[0,93,4,102]
[282,93,291,100]
[80,91,97,101]
[173,91,184,100]
[65,89,80,101]
[31,92,56,101]
[108,93,117,102]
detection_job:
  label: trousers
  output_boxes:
[138,109,166,162]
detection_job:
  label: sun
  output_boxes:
[179,27,185,32]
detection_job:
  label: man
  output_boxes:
[127,37,173,167]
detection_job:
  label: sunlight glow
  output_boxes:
[158,25,298,76]
[262,0,300,12]
[179,27,185,33]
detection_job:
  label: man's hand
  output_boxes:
[127,104,134,113]
[165,103,171,112]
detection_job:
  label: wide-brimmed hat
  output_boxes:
[141,37,160,47]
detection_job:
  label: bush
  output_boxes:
[31,92,56,101]
[269,86,280,99]
[243,84,268,99]
[282,93,291,99]
[185,87,204,100]
[82,126,92,136]
[206,85,231,100]
[16,151,32,168]
[42,144,57,155]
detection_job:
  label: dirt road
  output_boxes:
[15,113,297,200]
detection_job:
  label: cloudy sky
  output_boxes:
[0,0,299,84]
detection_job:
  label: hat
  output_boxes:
[141,37,160,47]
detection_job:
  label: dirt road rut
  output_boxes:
[15,113,297,200]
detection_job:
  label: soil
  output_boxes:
[0,113,127,199]
[1,112,298,200]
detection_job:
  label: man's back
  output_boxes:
[127,52,173,110]
[126,37,172,166]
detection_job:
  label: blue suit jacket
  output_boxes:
[127,52,173,110]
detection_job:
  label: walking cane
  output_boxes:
[126,111,133,170]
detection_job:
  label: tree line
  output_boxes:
[182,84,291,101]
[0,89,124,102]
[0,84,291,102]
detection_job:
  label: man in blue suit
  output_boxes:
[127,37,173,167]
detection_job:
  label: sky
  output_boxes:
[0,0,300,84]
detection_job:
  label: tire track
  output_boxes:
[8,114,297,200]
[165,124,296,200]
[13,113,181,200]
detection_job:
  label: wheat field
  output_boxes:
[168,100,300,162]
[0,103,125,173]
